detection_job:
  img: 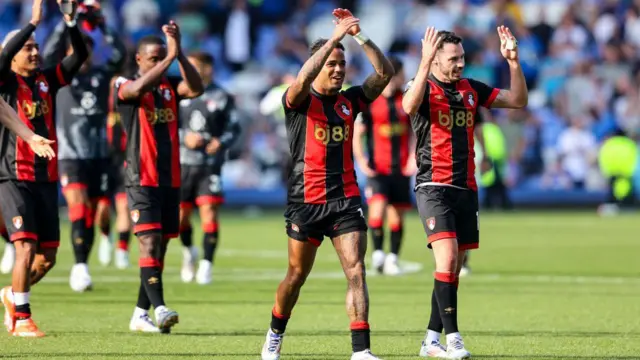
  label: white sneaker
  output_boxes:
[261,328,284,360]
[155,306,179,333]
[372,250,385,274]
[0,243,15,274]
[445,335,471,359]
[129,311,160,333]
[115,248,129,269]
[98,234,112,266]
[69,263,93,292]
[196,259,212,285]
[459,266,471,278]
[420,340,447,358]
[383,253,402,276]
[351,349,382,360]
[180,246,197,283]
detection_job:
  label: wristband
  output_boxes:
[353,32,369,46]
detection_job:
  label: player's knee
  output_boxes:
[435,251,458,273]
[138,232,162,258]
[344,260,366,286]
[199,204,217,223]
[40,250,57,272]
[286,265,310,289]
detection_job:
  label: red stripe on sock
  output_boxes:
[117,240,128,251]
[368,218,383,228]
[68,204,86,222]
[389,222,402,232]
[139,258,161,268]
[350,321,370,330]
[15,312,30,318]
[435,272,457,283]
[202,222,218,233]
[272,307,290,319]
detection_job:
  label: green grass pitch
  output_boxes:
[0,210,639,359]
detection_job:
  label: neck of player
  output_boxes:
[312,81,340,96]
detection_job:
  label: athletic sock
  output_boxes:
[70,204,92,264]
[139,258,165,308]
[389,221,403,255]
[270,307,290,334]
[350,321,371,353]
[369,218,383,251]
[434,272,459,335]
[426,288,444,342]
[118,231,130,251]
[179,226,193,248]
[13,291,31,320]
[136,281,151,311]
[202,222,219,262]
[1,228,8,243]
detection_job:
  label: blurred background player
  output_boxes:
[106,71,131,269]
[403,26,527,359]
[43,0,126,292]
[0,0,87,337]
[353,56,415,276]
[178,51,241,285]
[261,8,393,360]
[115,21,203,333]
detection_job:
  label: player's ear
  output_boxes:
[135,53,141,65]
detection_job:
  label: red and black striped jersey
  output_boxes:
[0,65,71,182]
[410,74,499,191]
[284,86,372,204]
[115,76,182,188]
[360,90,411,176]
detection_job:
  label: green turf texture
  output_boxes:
[0,210,639,359]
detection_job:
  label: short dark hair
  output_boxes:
[137,35,165,53]
[388,55,403,74]
[436,31,462,50]
[309,38,345,57]
[188,51,214,66]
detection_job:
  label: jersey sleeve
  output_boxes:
[467,78,500,108]
[42,64,71,94]
[282,87,311,112]
[342,86,372,116]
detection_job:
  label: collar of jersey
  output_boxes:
[310,86,338,99]
[429,73,458,90]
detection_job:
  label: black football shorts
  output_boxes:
[59,159,110,200]
[284,197,367,246]
[365,174,412,208]
[416,185,479,251]
[127,186,180,239]
[0,181,60,248]
[180,165,224,208]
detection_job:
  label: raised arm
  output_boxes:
[42,21,68,68]
[285,15,360,108]
[402,27,442,116]
[164,21,204,99]
[56,1,88,81]
[490,26,528,109]
[0,98,55,159]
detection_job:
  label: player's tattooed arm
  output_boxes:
[402,27,442,116]
[360,41,394,100]
[286,39,338,107]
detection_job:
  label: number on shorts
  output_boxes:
[209,175,221,193]
[476,211,479,230]
[358,208,364,218]
[100,173,109,192]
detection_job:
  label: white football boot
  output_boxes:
[261,328,284,360]
[129,309,160,333]
[371,250,385,274]
[382,253,402,276]
[69,263,93,292]
[351,349,382,360]
[155,306,179,333]
[420,340,447,358]
[0,243,15,274]
[98,233,112,266]
[115,248,130,269]
[445,334,471,359]
[180,246,198,283]
[196,259,212,285]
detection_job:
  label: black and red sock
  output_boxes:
[270,307,290,334]
[69,204,93,264]
[179,226,193,248]
[434,272,459,334]
[202,222,219,262]
[139,257,165,308]
[369,218,383,251]
[118,231,130,251]
[350,321,371,353]
[136,281,151,311]
[389,221,403,255]
[427,288,443,333]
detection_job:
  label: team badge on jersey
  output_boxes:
[427,217,436,231]
[163,89,172,101]
[60,175,69,187]
[335,102,351,121]
[39,82,49,93]
[291,224,299,232]
[466,93,475,107]
[12,216,23,230]
[130,210,140,223]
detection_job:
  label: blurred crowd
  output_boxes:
[1,0,639,192]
